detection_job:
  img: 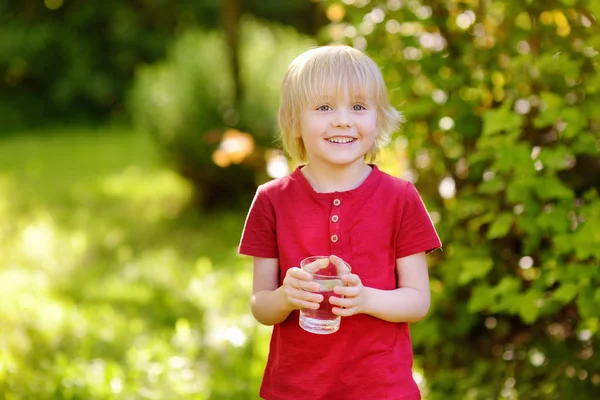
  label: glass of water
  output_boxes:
[299,256,351,335]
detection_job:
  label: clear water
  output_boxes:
[299,279,342,334]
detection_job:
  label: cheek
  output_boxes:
[298,117,310,137]
[371,116,380,133]
[300,117,325,135]
[360,117,378,132]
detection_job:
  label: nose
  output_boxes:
[332,109,352,128]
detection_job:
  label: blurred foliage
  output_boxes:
[3,0,600,398]
[128,18,316,210]
[0,0,222,131]
[0,0,325,132]
[321,0,600,398]
[0,128,270,399]
[247,0,328,34]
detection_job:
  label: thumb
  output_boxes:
[329,255,352,275]
[302,257,330,274]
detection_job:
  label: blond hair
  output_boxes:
[278,45,403,162]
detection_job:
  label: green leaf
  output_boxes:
[585,72,600,94]
[554,233,575,255]
[573,219,600,259]
[477,177,505,194]
[577,287,600,319]
[552,283,579,303]
[492,142,534,174]
[492,276,523,313]
[506,177,536,204]
[561,107,588,138]
[515,210,545,249]
[487,212,514,239]
[482,101,523,136]
[468,285,496,312]
[533,92,564,128]
[458,258,494,285]
[519,289,542,324]
[537,146,573,172]
[534,176,574,201]
[536,205,570,233]
[467,213,496,231]
[514,12,533,30]
[572,133,600,155]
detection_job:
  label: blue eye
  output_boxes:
[317,105,331,111]
[353,104,366,111]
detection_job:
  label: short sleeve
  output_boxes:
[395,182,442,259]
[238,186,279,258]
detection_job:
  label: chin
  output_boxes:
[327,158,365,167]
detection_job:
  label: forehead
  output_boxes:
[308,92,373,105]
[289,47,383,106]
[303,68,375,104]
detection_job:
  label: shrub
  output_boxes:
[129,18,315,209]
[322,0,600,398]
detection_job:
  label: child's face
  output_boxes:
[298,90,378,169]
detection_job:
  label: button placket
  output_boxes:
[330,198,342,250]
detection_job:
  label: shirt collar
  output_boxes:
[291,164,382,199]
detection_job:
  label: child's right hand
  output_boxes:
[282,267,324,311]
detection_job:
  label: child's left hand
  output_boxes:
[328,255,366,317]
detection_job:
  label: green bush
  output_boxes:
[129,18,315,209]
[0,0,223,131]
[323,0,600,398]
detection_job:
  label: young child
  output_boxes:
[239,45,441,400]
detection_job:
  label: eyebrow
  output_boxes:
[310,94,371,104]
[352,95,370,103]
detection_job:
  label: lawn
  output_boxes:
[0,126,269,399]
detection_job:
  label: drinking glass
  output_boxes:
[299,256,351,334]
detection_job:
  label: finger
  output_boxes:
[287,288,323,305]
[284,269,321,292]
[285,277,321,292]
[332,306,357,317]
[301,258,330,274]
[340,273,361,286]
[298,290,324,303]
[328,294,342,306]
[287,266,314,281]
[329,295,356,309]
[285,287,323,303]
[333,285,360,297]
[290,297,323,310]
[329,255,352,275]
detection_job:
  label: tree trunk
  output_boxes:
[221,0,242,106]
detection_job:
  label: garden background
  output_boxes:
[1,0,599,399]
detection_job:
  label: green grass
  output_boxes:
[0,126,269,399]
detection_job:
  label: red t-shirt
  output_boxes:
[239,165,442,400]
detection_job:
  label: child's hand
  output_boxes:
[282,266,324,311]
[328,255,365,317]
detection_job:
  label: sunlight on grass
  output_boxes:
[20,216,58,264]
[0,127,267,399]
[99,166,193,222]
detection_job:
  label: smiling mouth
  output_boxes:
[326,137,356,144]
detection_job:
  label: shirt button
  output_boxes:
[331,215,339,223]
[333,199,341,206]
[331,234,339,243]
